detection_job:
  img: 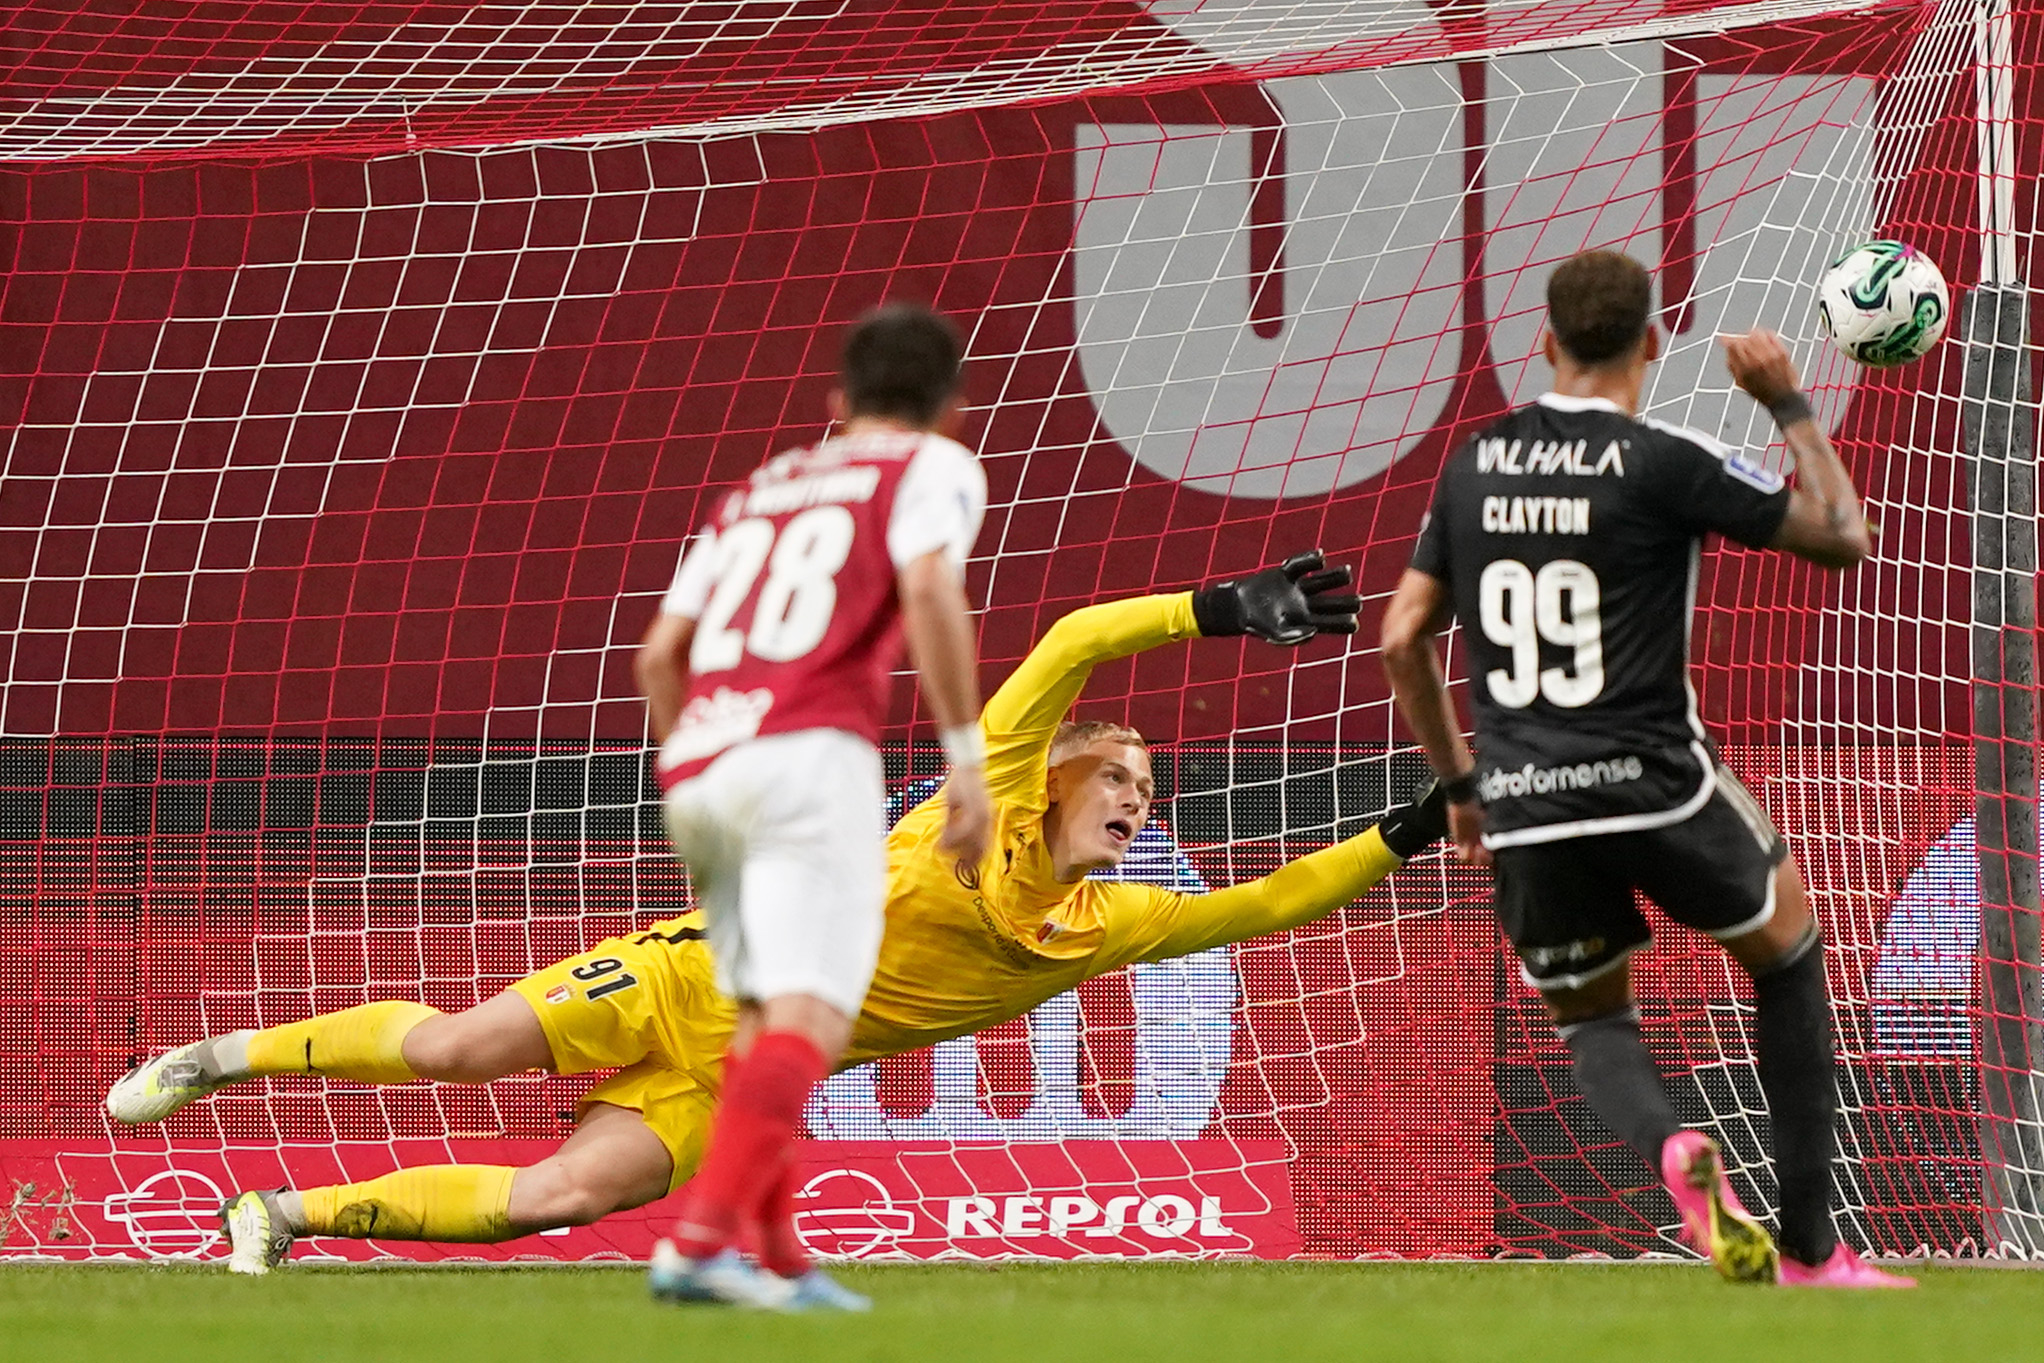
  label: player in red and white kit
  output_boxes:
[638,304,991,1309]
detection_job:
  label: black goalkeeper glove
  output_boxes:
[1377,779,1449,859]
[1191,550,1361,646]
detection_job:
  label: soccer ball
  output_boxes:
[1814,240,1950,367]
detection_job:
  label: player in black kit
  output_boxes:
[1381,251,1912,1288]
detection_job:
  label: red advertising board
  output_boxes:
[0,1138,1298,1263]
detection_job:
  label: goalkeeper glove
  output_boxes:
[1377,780,1449,859]
[1191,550,1361,646]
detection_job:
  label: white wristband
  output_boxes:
[940,724,986,771]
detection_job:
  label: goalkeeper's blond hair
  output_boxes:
[1050,719,1147,766]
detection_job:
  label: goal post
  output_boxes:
[0,0,2038,1263]
[1967,278,2043,1258]
[1964,0,2044,1259]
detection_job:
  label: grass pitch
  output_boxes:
[0,1261,2026,1363]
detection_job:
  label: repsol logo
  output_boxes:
[944,1194,1235,1241]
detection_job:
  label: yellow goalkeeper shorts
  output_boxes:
[579,1061,720,1192]
[508,912,738,1189]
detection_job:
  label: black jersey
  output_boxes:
[1409,393,1791,846]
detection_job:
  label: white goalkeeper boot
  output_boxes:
[221,1190,295,1275]
[105,1036,243,1123]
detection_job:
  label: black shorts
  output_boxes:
[1492,766,1789,990]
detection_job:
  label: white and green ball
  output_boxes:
[1815,240,1950,367]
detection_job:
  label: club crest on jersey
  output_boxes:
[1476,437,1625,477]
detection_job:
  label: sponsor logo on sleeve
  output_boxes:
[1723,452,1785,494]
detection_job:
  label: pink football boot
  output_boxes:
[1778,1244,1917,1288]
[1661,1130,1779,1284]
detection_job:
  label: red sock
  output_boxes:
[756,1152,812,1279]
[669,1031,828,1260]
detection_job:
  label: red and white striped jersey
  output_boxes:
[654,428,986,789]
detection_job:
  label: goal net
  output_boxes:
[2,0,2034,1262]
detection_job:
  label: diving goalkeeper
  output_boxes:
[107,553,1445,1279]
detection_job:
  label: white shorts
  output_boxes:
[660,728,887,1018]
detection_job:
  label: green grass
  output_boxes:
[0,1261,2028,1363]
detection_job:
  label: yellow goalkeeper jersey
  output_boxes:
[842,591,1403,1068]
[532,589,1408,1179]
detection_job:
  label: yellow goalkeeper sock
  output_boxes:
[300,1165,516,1243]
[243,1001,439,1084]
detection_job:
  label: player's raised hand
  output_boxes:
[939,765,994,874]
[1192,549,1361,646]
[1719,328,1802,409]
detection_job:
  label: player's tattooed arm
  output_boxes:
[1778,416,1873,552]
[1379,567,1488,866]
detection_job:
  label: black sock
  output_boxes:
[1561,1009,1683,1167]
[1752,928,1839,1266]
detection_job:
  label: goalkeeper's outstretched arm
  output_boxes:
[980,593,1199,802]
[1120,782,1448,965]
